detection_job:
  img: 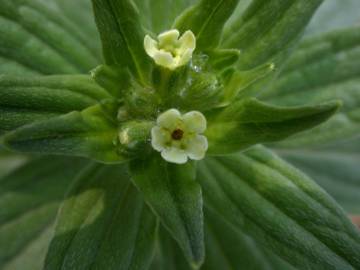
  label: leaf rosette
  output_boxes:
[0,0,360,269]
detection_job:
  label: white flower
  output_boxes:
[144,29,196,70]
[151,109,208,164]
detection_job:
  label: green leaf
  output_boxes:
[134,0,195,33]
[221,62,275,104]
[203,209,296,270]
[0,148,27,178]
[130,155,204,269]
[0,156,87,269]
[222,0,324,69]
[277,136,360,214]
[150,212,295,270]
[1,101,124,163]
[45,163,157,270]
[91,65,131,98]
[0,0,99,73]
[0,56,40,76]
[0,0,102,75]
[306,0,360,36]
[207,48,241,71]
[0,75,112,132]
[205,98,340,155]
[198,146,360,269]
[174,0,239,50]
[263,26,360,147]
[150,226,190,270]
[53,0,102,59]
[92,0,151,83]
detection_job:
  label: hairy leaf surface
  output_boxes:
[205,98,340,154]
[198,146,360,270]
[45,164,157,270]
[131,155,204,268]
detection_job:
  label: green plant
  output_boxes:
[0,0,360,269]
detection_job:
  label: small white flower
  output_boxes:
[151,109,208,164]
[144,29,196,70]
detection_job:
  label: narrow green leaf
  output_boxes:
[203,209,296,270]
[263,26,360,147]
[207,48,241,70]
[0,56,40,76]
[223,0,324,69]
[91,65,131,98]
[130,155,204,269]
[305,0,360,36]
[92,0,151,83]
[0,0,99,72]
[45,163,157,270]
[134,0,195,33]
[0,14,77,74]
[174,0,239,50]
[277,137,360,214]
[0,148,27,178]
[150,212,295,270]
[205,98,340,155]
[198,146,360,269]
[0,156,87,269]
[149,226,190,270]
[1,101,123,163]
[53,0,102,59]
[0,75,112,132]
[221,62,275,104]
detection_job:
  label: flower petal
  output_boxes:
[158,29,180,47]
[183,111,207,133]
[161,147,188,164]
[144,35,158,57]
[186,135,208,160]
[157,109,181,130]
[151,126,170,152]
[177,48,193,67]
[153,51,175,69]
[178,30,196,54]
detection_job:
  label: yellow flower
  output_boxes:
[151,109,208,164]
[144,29,196,70]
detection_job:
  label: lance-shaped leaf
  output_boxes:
[150,207,297,270]
[278,136,360,214]
[91,65,131,98]
[305,0,360,36]
[0,0,99,73]
[134,0,195,34]
[130,156,204,269]
[0,148,26,178]
[53,0,102,59]
[222,0,324,69]
[92,0,151,83]
[198,146,360,269]
[0,156,87,269]
[207,48,241,71]
[1,101,124,163]
[45,163,157,270]
[203,209,296,270]
[263,26,360,147]
[150,226,191,270]
[174,0,239,50]
[0,0,91,75]
[221,62,275,105]
[0,75,112,133]
[205,98,340,155]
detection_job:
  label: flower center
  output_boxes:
[171,129,184,140]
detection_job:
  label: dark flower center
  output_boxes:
[171,129,184,140]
